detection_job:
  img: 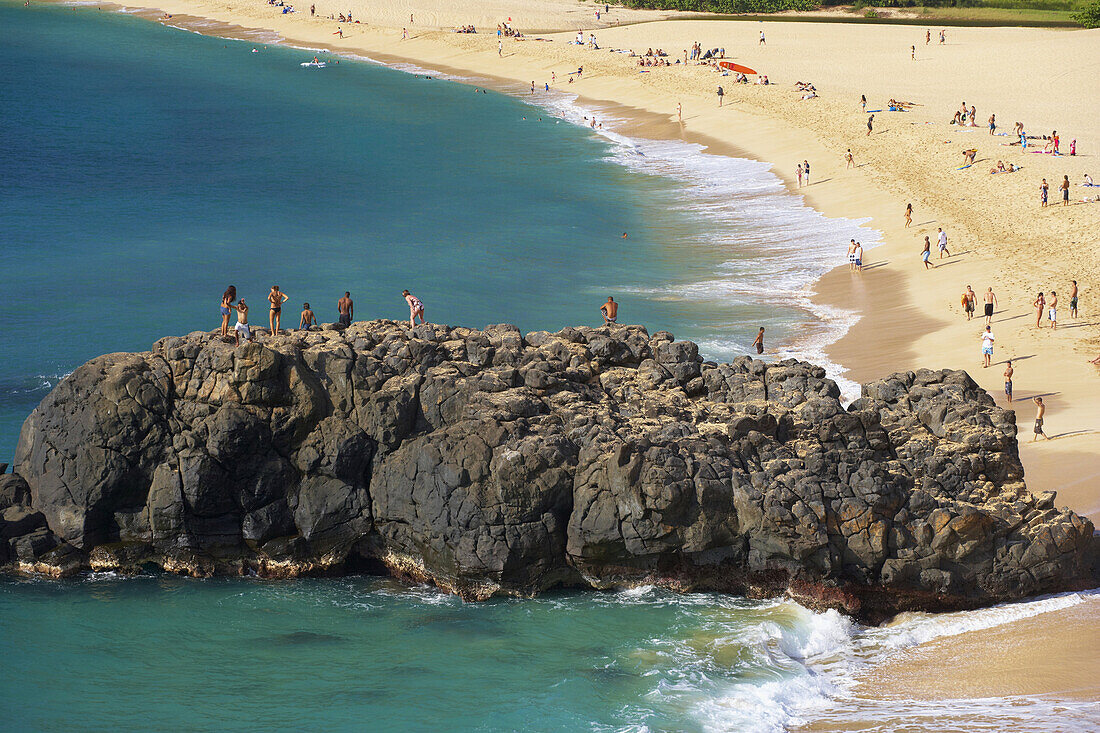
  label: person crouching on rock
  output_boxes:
[234,299,251,346]
[299,302,316,331]
[403,290,425,327]
[601,296,618,325]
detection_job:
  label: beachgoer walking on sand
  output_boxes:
[268,285,288,335]
[1003,360,1013,402]
[403,289,425,327]
[498,40,502,56]
[845,149,854,168]
[866,114,874,136]
[983,287,997,325]
[989,113,996,135]
[1048,291,1058,329]
[402,27,407,39]
[922,236,934,269]
[1061,175,1070,206]
[904,203,912,227]
[939,29,945,44]
[220,285,236,337]
[937,227,950,258]
[717,86,724,107]
[1070,280,1078,318]
[803,160,810,185]
[677,102,682,122]
[1034,292,1046,327]
[338,291,353,326]
[333,27,342,38]
[309,4,314,15]
[752,327,765,354]
[925,29,930,44]
[1032,397,1048,441]
[234,299,251,346]
[911,45,915,60]
[962,286,976,320]
[847,239,857,270]
[860,94,866,112]
[797,163,803,187]
[1040,179,1049,207]
[981,325,995,368]
[601,296,618,325]
[299,303,316,330]
[854,242,863,272]
[759,30,765,45]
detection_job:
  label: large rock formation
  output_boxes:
[2,321,1095,622]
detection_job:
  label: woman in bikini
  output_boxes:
[269,285,288,335]
[220,285,237,338]
[403,289,426,327]
[904,203,912,227]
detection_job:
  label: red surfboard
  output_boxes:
[718,61,757,75]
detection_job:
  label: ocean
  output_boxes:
[1,3,1097,731]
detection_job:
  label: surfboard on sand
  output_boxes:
[718,61,757,75]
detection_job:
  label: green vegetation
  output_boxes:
[1073,0,1100,25]
[622,0,1094,24]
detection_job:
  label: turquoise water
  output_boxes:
[10,6,1097,732]
[0,1,872,465]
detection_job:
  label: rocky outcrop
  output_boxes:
[3,321,1095,622]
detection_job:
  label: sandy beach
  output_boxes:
[30,0,1100,721]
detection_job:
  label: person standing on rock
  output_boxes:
[403,289,426,327]
[752,327,765,355]
[981,325,995,368]
[299,303,317,330]
[1032,397,1048,441]
[219,285,236,338]
[600,296,618,325]
[338,291,354,327]
[1003,360,1013,403]
[268,285,288,335]
[234,299,251,346]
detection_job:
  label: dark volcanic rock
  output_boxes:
[4,321,1096,622]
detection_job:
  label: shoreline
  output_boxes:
[16,0,1100,721]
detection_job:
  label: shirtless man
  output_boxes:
[234,299,251,346]
[1003,360,1013,402]
[402,289,425,327]
[1032,397,1048,441]
[601,296,618,325]
[922,236,934,269]
[268,285,289,335]
[752,327,765,355]
[983,287,998,326]
[299,303,317,330]
[338,291,353,327]
[963,285,976,320]
[1069,280,1078,319]
[1048,291,1058,329]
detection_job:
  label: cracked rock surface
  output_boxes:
[3,321,1095,622]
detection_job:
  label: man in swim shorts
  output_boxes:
[299,303,316,330]
[963,286,976,320]
[937,228,950,258]
[1069,280,1078,319]
[983,287,997,326]
[854,242,863,272]
[403,289,425,327]
[1032,397,1047,441]
[338,291,353,327]
[601,296,618,325]
[1048,291,1057,329]
[981,325,995,368]
[1003,360,1013,402]
[752,327,764,355]
[922,237,933,269]
[234,299,251,346]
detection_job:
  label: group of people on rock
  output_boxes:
[217,286,427,345]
